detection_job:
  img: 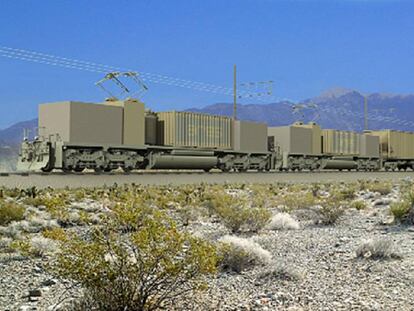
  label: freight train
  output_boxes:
[16,98,414,173]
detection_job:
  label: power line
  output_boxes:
[0,46,413,129]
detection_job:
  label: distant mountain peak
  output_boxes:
[318,87,357,99]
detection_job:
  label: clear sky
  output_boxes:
[1,0,414,128]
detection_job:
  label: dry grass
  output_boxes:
[218,235,272,273]
[267,213,300,230]
[356,238,401,260]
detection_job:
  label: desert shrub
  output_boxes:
[30,236,58,257]
[390,191,414,224]
[40,196,72,225]
[351,200,367,211]
[9,236,58,258]
[42,227,67,241]
[356,238,401,260]
[279,192,316,211]
[51,201,217,311]
[211,193,271,233]
[266,213,300,230]
[257,262,303,281]
[367,182,392,195]
[0,237,14,253]
[28,215,59,231]
[0,223,21,239]
[315,196,345,225]
[0,201,25,225]
[22,196,47,207]
[217,235,271,273]
[335,187,357,200]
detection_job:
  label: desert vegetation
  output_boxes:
[0,179,413,310]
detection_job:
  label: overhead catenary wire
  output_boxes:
[0,46,239,96]
[0,46,413,128]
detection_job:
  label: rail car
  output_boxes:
[16,98,414,173]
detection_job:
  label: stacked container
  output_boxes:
[368,130,414,159]
[157,111,232,149]
[322,129,361,155]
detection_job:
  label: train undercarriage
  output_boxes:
[17,139,388,173]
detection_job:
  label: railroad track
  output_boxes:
[1,169,413,177]
[0,170,413,189]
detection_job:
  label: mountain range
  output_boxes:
[1,87,414,170]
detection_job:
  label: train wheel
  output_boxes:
[94,167,103,173]
[41,166,53,173]
[73,167,84,173]
[122,167,132,173]
[104,167,113,173]
[62,167,72,173]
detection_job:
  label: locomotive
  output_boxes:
[16,98,414,173]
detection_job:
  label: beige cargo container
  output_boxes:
[268,126,313,155]
[359,134,380,158]
[157,111,232,149]
[145,111,158,145]
[233,120,268,152]
[39,101,123,145]
[322,129,360,155]
[368,130,414,159]
[292,122,322,154]
[105,99,145,146]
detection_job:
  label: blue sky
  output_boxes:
[1,0,414,128]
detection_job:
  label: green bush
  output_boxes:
[0,201,25,226]
[351,200,367,211]
[52,201,217,311]
[279,192,316,211]
[211,193,271,233]
[390,191,414,224]
[316,196,345,225]
[336,187,357,200]
[367,182,392,195]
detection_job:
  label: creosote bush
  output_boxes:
[316,195,345,225]
[211,192,271,233]
[0,201,25,226]
[218,235,271,273]
[279,192,316,211]
[351,200,367,211]
[390,191,414,224]
[367,182,393,195]
[52,200,217,311]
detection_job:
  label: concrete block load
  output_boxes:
[233,120,268,153]
[104,98,145,147]
[39,101,123,145]
[268,125,314,155]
